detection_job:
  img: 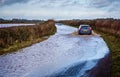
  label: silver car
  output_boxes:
[78,25,92,35]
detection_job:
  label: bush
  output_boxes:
[0,20,56,48]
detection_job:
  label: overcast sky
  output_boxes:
[0,0,120,20]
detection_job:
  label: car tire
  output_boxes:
[89,32,92,35]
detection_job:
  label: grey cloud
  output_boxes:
[27,0,87,8]
[1,0,120,8]
[0,0,4,4]
[0,0,2,2]
[0,0,29,6]
[108,1,120,12]
[29,0,69,8]
[88,0,120,8]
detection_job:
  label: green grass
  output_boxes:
[94,30,120,77]
[0,37,48,55]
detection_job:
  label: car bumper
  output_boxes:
[78,30,92,35]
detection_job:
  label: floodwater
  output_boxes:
[0,24,35,28]
[0,24,110,77]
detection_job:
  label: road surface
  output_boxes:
[0,24,110,77]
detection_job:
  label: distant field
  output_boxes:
[0,23,35,28]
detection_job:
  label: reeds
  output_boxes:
[94,19,120,38]
[0,20,56,48]
[59,19,120,38]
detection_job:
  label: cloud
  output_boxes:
[0,0,3,2]
[108,1,120,12]
[1,0,120,8]
[0,0,89,8]
[0,0,4,5]
[0,0,120,19]
[88,0,120,8]
[0,0,29,6]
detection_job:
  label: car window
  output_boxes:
[81,26,90,29]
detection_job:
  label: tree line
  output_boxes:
[0,18,44,23]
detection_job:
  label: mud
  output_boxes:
[86,53,111,77]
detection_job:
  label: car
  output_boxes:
[78,24,92,35]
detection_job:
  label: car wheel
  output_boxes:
[89,32,92,35]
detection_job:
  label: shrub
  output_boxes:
[0,20,56,48]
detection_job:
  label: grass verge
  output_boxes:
[0,36,49,55]
[94,30,120,77]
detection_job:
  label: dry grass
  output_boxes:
[59,19,120,38]
[0,20,56,55]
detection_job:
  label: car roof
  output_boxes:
[79,24,90,26]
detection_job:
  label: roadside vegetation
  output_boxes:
[0,18,44,23]
[0,20,56,55]
[59,18,120,77]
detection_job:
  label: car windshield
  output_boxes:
[81,26,90,29]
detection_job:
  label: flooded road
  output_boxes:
[0,24,110,77]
